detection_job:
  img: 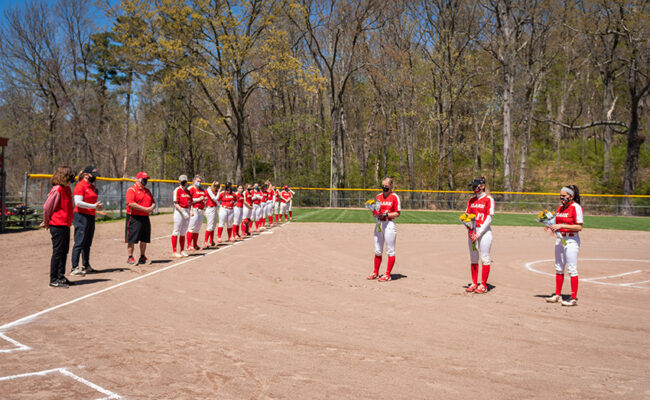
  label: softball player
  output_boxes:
[273,186,281,223]
[265,184,275,227]
[217,182,236,242]
[171,175,191,257]
[187,175,206,250]
[204,181,221,248]
[259,183,268,229]
[242,184,254,236]
[545,185,583,306]
[464,177,495,294]
[280,186,293,221]
[252,183,262,231]
[367,177,401,282]
[233,185,245,239]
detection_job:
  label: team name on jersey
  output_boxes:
[470,203,486,209]
[378,201,394,206]
[556,212,569,218]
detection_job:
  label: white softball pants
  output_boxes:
[205,206,218,231]
[555,236,580,277]
[243,206,252,220]
[218,207,234,228]
[172,209,190,236]
[233,207,243,226]
[274,202,279,215]
[253,204,261,220]
[265,201,273,217]
[280,202,290,215]
[374,220,396,257]
[188,208,204,233]
[468,228,492,265]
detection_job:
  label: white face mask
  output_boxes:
[194,182,201,188]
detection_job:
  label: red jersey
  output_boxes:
[252,190,262,204]
[235,192,244,207]
[244,191,253,206]
[49,185,73,226]
[73,179,98,216]
[274,189,280,202]
[189,186,206,209]
[206,188,219,207]
[465,193,495,228]
[218,191,236,209]
[280,191,293,203]
[173,186,191,208]
[375,192,401,221]
[555,202,584,233]
[126,184,154,216]
[267,190,274,202]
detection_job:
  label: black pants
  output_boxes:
[71,212,95,267]
[50,225,70,282]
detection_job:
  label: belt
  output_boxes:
[560,232,576,237]
[222,206,233,210]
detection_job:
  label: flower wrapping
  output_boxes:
[365,199,382,233]
[536,209,567,246]
[459,213,477,251]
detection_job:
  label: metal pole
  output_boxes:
[22,172,28,229]
[329,139,333,208]
[119,180,124,218]
[0,146,6,233]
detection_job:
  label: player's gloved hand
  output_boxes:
[469,230,479,241]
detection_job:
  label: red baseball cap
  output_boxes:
[136,171,150,179]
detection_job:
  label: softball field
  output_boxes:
[0,215,649,399]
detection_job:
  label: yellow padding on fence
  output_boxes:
[27,174,650,198]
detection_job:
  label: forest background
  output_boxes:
[0,0,648,213]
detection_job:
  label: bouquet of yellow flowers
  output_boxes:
[365,199,382,233]
[459,213,477,251]
[536,209,567,246]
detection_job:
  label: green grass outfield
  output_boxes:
[291,208,650,231]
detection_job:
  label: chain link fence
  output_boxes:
[5,174,650,230]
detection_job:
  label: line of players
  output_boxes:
[171,174,294,258]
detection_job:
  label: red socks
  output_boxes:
[471,264,479,285]
[217,227,223,240]
[227,227,233,240]
[570,276,579,299]
[171,235,177,252]
[555,274,564,296]
[386,256,396,275]
[179,235,185,251]
[186,232,192,248]
[204,231,210,243]
[373,255,382,275]
[289,211,292,219]
[481,264,490,286]
[193,233,199,248]
[268,216,273,225]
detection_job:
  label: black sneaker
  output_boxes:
[49,280,69,288]
[84,265,97,273]
[60,277,74,286]
[138,256,152,265]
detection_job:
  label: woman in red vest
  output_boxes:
[41,166,75,288]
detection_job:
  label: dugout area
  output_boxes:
[0,216,649,399]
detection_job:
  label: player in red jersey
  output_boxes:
[545,185,584,307]
[187,175,206,250]
[217,182,236,242]
[204,181,221,248]
[366,177,401,282]
[464,177,495,294]
[171,175,191,258]
[232,185,245,239]
[71,166,103,276]
[279,186,293,221]
[242,184,254,236]
[265,183,275,227]
[251,183,263,232]
[273,186,281,223]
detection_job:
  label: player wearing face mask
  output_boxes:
[279,186,293,222]
[171,175,192,257]
[233,185,245,239]
[204,181,221,248]
[464,176,495,294]
[251,183,263,232]
[125,172,156,265]
[187,175,206,251]
[217,182,236,242]
[71,166,103,275]
[241,184,254,236]
[366,177,401,282]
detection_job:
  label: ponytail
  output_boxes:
[478,176,490,195]
[568,184,580,204]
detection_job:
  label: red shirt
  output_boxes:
[280,191,293,203]
[173,186,191,208]
[49,185,73,226]
[244,191,253,206]
[218,191,236,208]
[274,189,280,202]
[73,180,98,216]
[267,190,274,202]
[235,192,244,207]
[555,202,584,233]
[206,188,218,207]
[252,190,262,205]
[465,194,495,228]
[375,192,401,221]
[189,186,206,209]
[126,184,154,216]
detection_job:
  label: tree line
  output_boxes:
[0,0,648,213]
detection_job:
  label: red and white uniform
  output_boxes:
[273,189,281,216]
[280,190,293,215]
[73,180,99,215]
[243,190,253,220]
[554,201,583,277]
[205,187,219,233]
[217,191,236,227]
[233,192,244,226]
[465,193,495,265]
[264,190,273,217]
[252,189,263,221]
[373,192,401,257]
[188,185,206,233]
[172,185,191,237]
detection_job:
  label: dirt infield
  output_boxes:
[1,216,649,399]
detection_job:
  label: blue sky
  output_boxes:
[0,0,114,30]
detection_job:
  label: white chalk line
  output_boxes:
[0,367,121,399]
[0,332,30,353]
[525,258,650,289]
[1,223,286,332]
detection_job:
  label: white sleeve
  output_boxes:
[74,194,96,209]
[488,196,495,216]
[208,188,218,201]
[574,204,584,224]
[477,215,492,235]
[394,194,401,212]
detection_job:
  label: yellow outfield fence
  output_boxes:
[9,173,649,229]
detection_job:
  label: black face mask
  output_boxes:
[88,176,96,183]
[247,188,252,192]
[180,181,187,187]
[68,174,76,183]
[381,186,390,192]
[141,178,148,186]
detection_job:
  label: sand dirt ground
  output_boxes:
[0,215,649,399]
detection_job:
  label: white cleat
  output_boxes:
[561,298,578,307]
[181,251,190,257]
[545,294,561,303]
[174,252,183,258]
